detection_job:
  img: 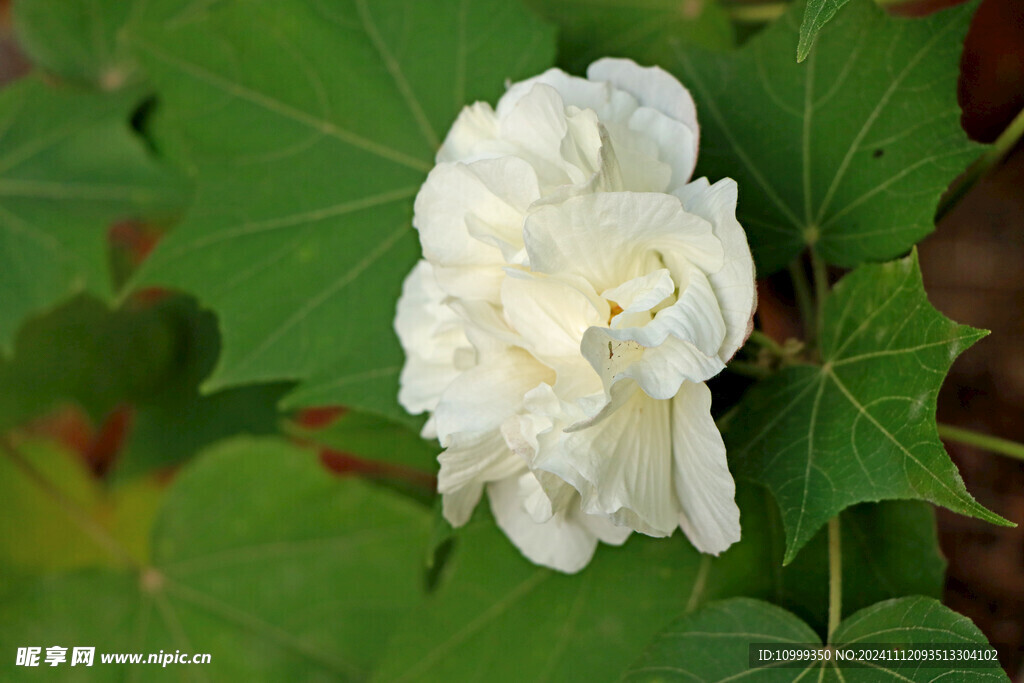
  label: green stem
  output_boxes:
[727,360,772,379]
[827,516,842,642]
[1,436,141,569]
[747,329,786,357]
[810,248,830,346]
[788,259,816,345]
[938,423,1024,463]
[938,105,1024,222]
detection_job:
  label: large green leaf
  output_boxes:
[0,437,431,680]
[0,77,185,353]
[114,296,291,479]
[0,293,289,477]
[13,0,140,89]
[0,439,160,572]
[777,498,945,634]
[373,479,945,681]
[726,252,1006,563]
[523,0,733,74]
[0,295,175,431]
[127,0,555,423]
[622,597,1006,681]
[671,0,980,273]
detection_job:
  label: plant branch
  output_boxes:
[747,329,786,357]
[810,248,830,347]
[827,516,842,642]
[938,423,1024,463]
[727,360,773,379]
[788,259,816,345]
[1,435,142,569]
[938,105,1024,222]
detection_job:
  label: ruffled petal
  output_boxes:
[524,192,722,293]
[674,178,757,361]
[414,157,538,269]
[502,270,608,360]
[580,267,728,401]
[488,472,601,574]
[671,381,741,554]
[531,387,678,536]
[438,430,523,526]
[588,58,700,188]
[436,101,502,163]
[394,261,471,415]
[587,58,699,149]
[433,346,552,444]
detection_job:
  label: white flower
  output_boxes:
[395,58,757,573]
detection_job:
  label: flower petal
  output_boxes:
[674,178,757,361]
[587,58,699,149]
[394,261,470,415]
[437,101,501,163]
[438,430,523,526]
[532,388,678,536]
[588,58,699,187]
[671,381,741,554]
[524,192,723,291]
[434,347,552,444]
[489,472,601,574]
[413,157,538,271]
[502,270,607,360]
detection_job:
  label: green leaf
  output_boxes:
[0,439,161,571]
[671,0,981,274]
[286,408,438,473]
[115,296,291,479]
[0,295,176,431]
[372,478,944,681]
[127,0,555,423]
[0,293,289,476]
[523,0,733,74]
[623,597,1007,681]
[0,77,185,353]
[0,437,432,680]
[13,0,140,89]
[781,499,945,633]
[797,0,850,62]
[726,252,1006,563]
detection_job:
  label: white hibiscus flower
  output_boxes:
[395,58,757,573]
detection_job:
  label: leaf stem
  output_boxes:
[727,360,773,379]
[788,259,816,345]
[1,435,142,569]
[938,423,1024,463]
[747,329,786,357]
[827,516,842,642]
[810,248,830,347]
[938,105,1024,222]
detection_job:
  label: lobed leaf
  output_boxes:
[671,0,981,273]
[0,78,185,353]
[726,252,1006,563]
[373,479,946,681]
[14,0,140,89]
[523,0,733,74]
[622,596,1006,681]
[0,437,432,680]
[127,0,556,423]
